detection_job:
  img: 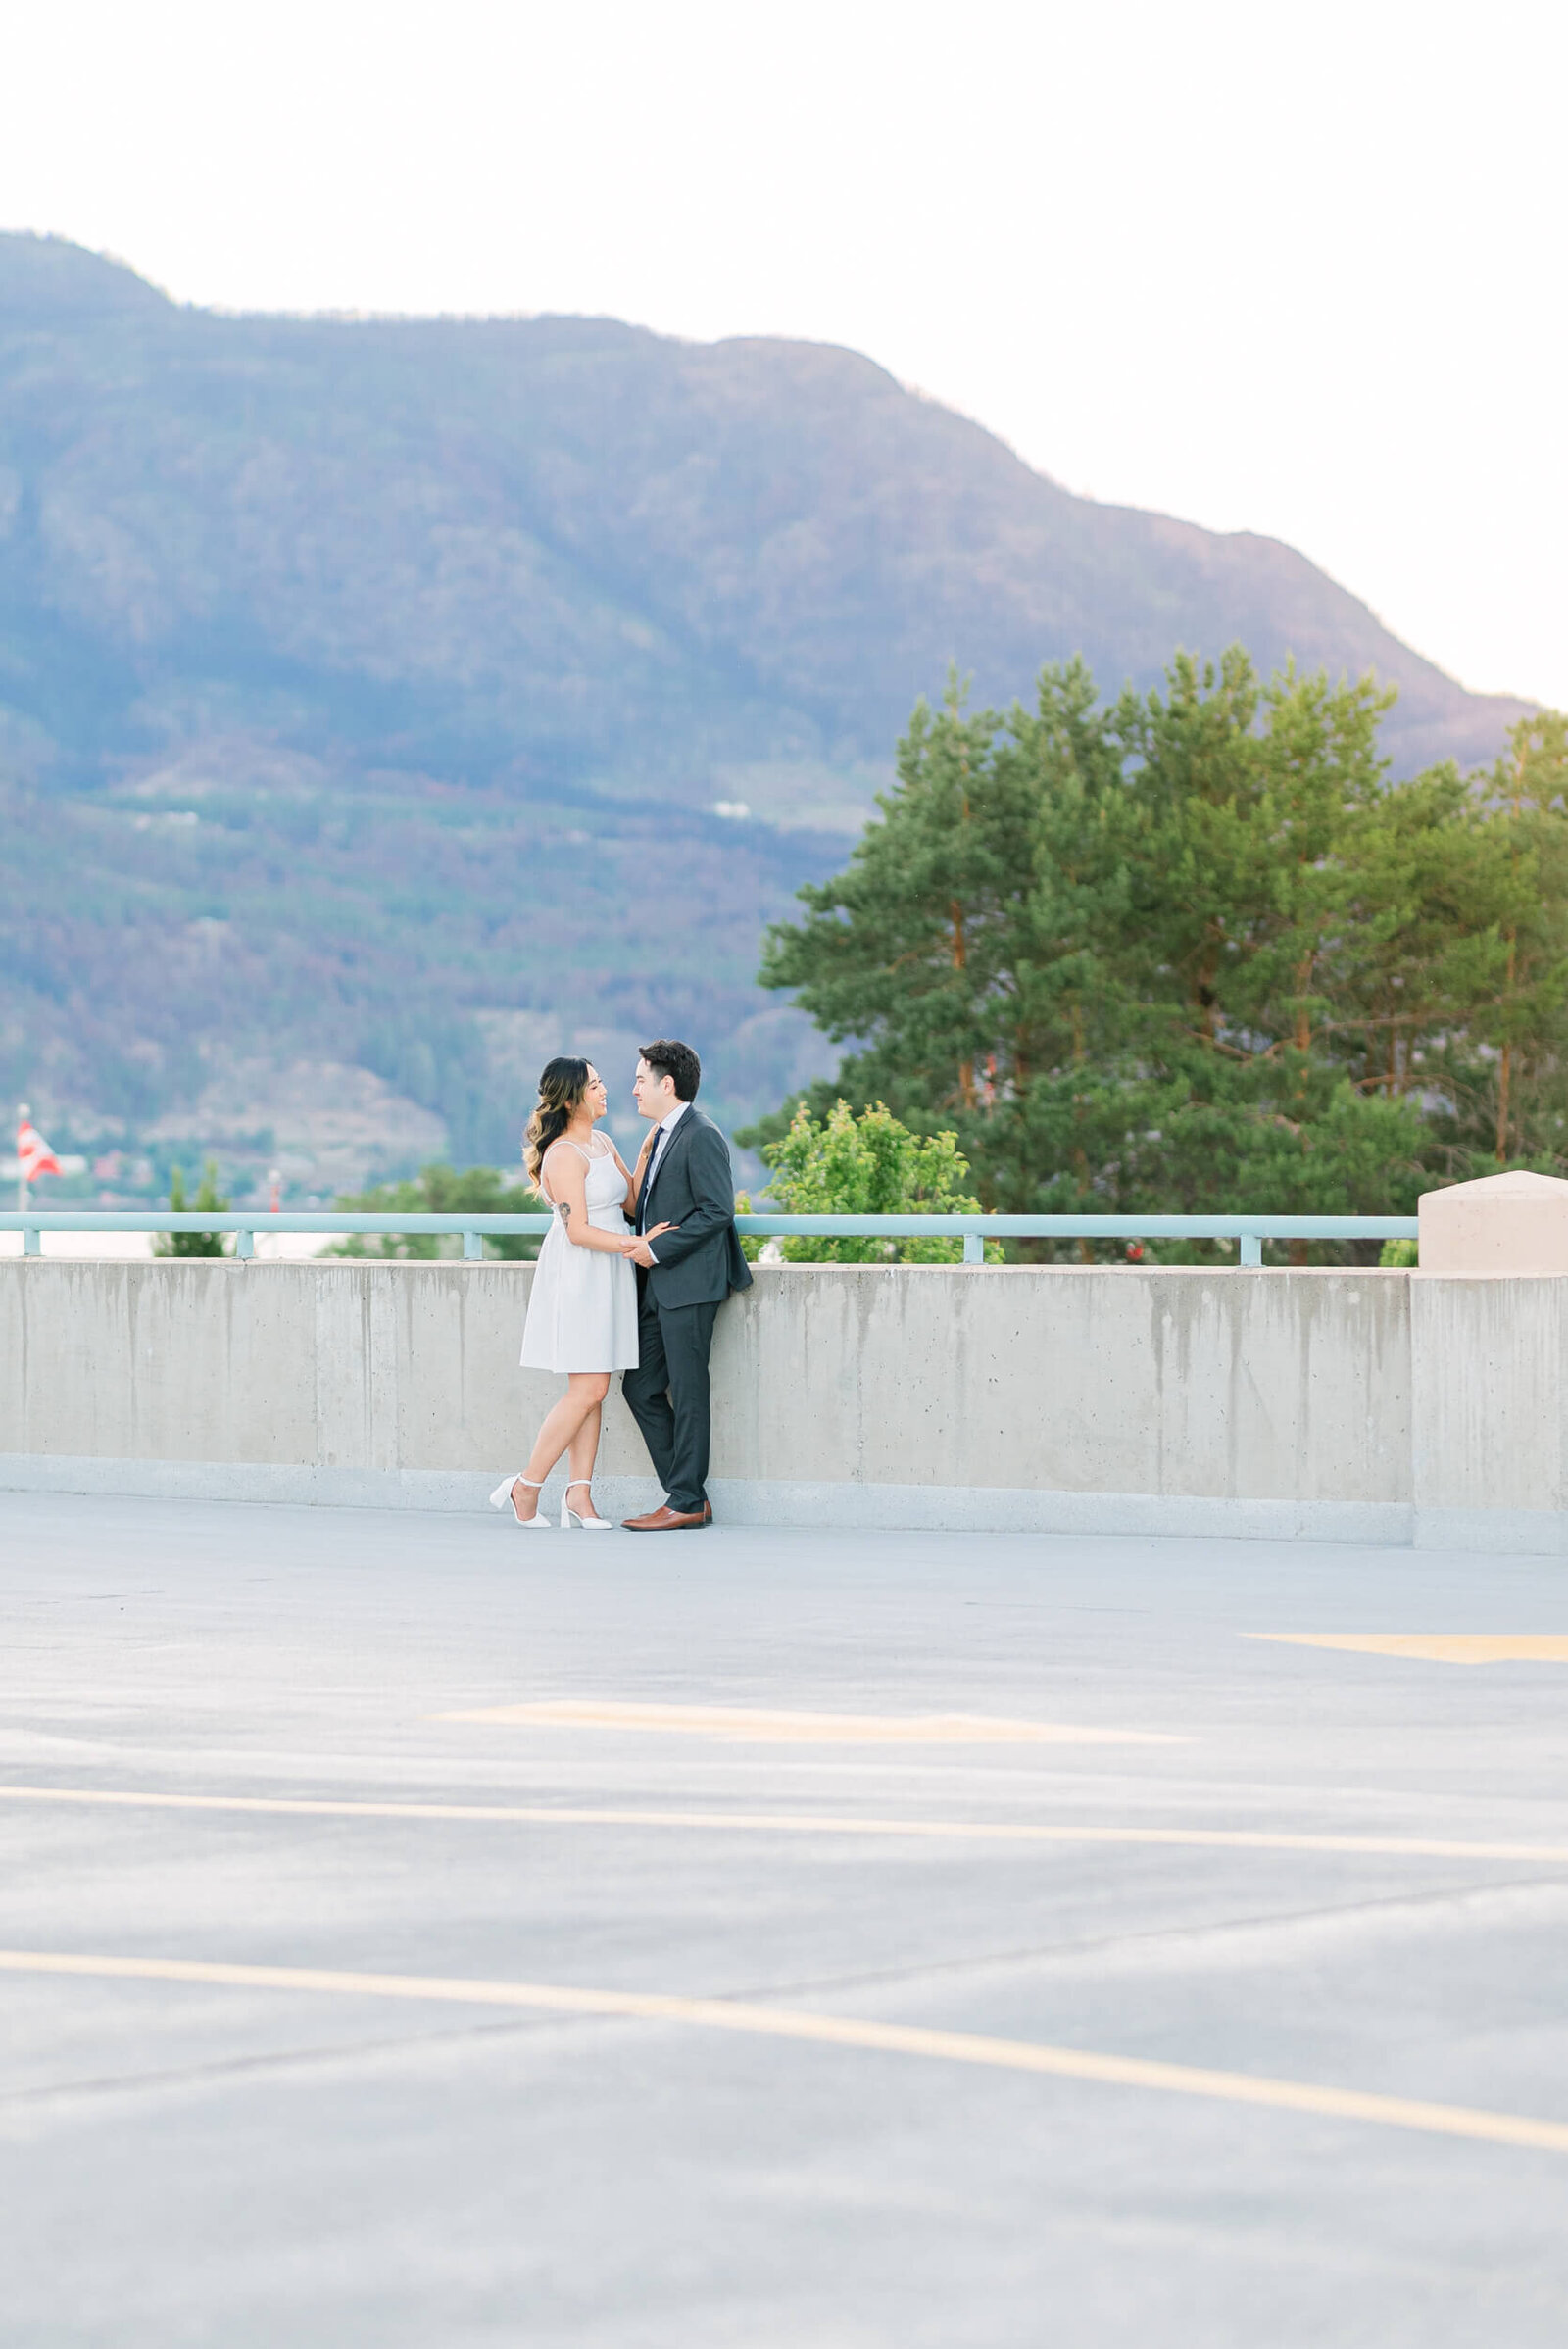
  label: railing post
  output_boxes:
[962,1233,983,1265]
[463,1229,483,1261]
[1240,1233,1262,1267]
[235,1229,255,1261]
[24,1222,40,1257]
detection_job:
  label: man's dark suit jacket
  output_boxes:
[638,1105,753,1307]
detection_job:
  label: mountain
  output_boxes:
[0,232,1532,1191]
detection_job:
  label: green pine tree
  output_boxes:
[1472,711,1568,1167]
[754,647,1464,1259]
[1099,653,1430,1248]
[758,670,1041,1136]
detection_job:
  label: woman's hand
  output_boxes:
[616,1219,674,1259]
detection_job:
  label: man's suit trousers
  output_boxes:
[620,1284,720,1515]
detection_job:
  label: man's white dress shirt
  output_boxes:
[642,1099,689,1260]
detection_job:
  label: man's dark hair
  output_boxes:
[641,1038,701,1102]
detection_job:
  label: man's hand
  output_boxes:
[622,1219,674,1269]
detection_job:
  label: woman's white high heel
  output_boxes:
[489,1474,550,1528]
[562,1479,612,1530]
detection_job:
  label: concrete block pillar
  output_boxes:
[1412,1171,1568,1550]
[1418,1169,1568,1274]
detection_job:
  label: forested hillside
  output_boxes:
[0,232,1531,1190]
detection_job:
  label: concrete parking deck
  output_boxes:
[3,1493,1568,2345]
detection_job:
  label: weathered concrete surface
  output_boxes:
[718,1263,1409,1504]
[0,1261,1417,1538]
[1412,1274,1568,1551]
[5,1256,1567,1544]
[4,1493,1568,2348]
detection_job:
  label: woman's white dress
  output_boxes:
[519,1140,640,1372]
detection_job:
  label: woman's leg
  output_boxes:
[521,1374,612,1491]
[566,1396,604,1500]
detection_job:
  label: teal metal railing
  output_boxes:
[1,1210,1419,1266]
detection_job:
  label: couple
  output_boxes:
[489,1038,752,1533]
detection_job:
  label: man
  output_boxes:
[620,1039,752,1530]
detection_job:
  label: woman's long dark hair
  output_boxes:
[524,1057,591,1184]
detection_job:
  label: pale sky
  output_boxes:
[3,0,1563,707]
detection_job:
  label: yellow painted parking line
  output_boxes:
[2,1784,1567,1866]
[3,1945,1566,2155]
[1248,1634,1568,1665]
[430,1700,1181,1743]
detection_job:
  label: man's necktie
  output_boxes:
[640,1127,667,1233]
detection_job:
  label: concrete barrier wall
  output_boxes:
[0,1259,1560,1548]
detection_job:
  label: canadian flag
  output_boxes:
[16,1107,61,1184]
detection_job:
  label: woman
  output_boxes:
[489,1058,669,1530]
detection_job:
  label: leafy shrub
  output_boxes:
[742,1099,1000,1263]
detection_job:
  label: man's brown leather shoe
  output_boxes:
[621,1503,710,1532]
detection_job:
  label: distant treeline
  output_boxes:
[754,651,1568,1245]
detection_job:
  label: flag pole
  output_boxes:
[16,1102,24,1214]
